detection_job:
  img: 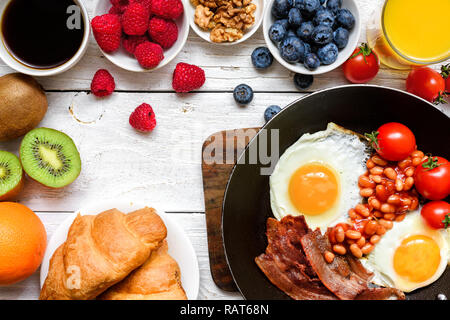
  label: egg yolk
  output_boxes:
[288,163,339,215]
[393,235,441,283]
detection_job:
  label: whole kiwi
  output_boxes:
[0,73,48,141]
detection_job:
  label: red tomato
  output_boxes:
[343,43,380,84]
[365,122,416,161]
[421,201,450,229]
[414,156,450,200]
[406,67,446,103]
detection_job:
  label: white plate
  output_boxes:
[186,0,265,45]
[93,0,190,72]
[40,200,199,300]
[263,0,361,75]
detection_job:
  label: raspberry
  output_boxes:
[172,63,206,93]
[151,0,184,20]
[122,3,150,35]
[91,14,122,53]
[148,17,178,49]
[129,103,157,132]
[122,35,149,55]
[91,69,116,97]
[110,0,129,13]
[134,42,164,69]
[130,0,152,13]
[109,5,125,16]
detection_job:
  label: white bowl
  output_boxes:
[263,0,361,75]
[187,0,265,45]
[0,0,90,76]
[40,200,200,300]
[93,0,189,72]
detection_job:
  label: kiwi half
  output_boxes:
[20,128,81,188]
[0,151,24,200]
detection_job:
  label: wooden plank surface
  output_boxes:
[0,0,449,300]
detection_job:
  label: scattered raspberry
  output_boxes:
[134,42,164,69]
[172,63,206,93]
[122,3,150,35]
[129,103,157,132]
[148,17,178,49]
[91,69,116,97]
[91,14,122,53]
[122,35,149,55]
[151,0,184,20]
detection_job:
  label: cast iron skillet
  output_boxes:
[222,85,450,300]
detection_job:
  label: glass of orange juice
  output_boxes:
[367,0,450,70]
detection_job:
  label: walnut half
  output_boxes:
[210,24,243,43]
[195,5,214,31]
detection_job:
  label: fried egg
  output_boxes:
[270,123,369,230]
[364,210,450,292]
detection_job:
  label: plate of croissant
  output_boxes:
[39,201,199,300]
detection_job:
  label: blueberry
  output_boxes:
[304,42,311,55]
[296,21,314,41]
[293,0,304,9]
[294,73,314,89]
[269,23,287,42]
[233,84,254,105]
[279,36,305,63]
[275,18,289,30]
[288,8,303,28]
[300,0,320,17]
[264,105,282,122]
[333,27,349,49]
[319,0,326,4]
[304,53,320,70]
[313,9,335,27]
[317,42,338,65]
[326,0,342,13]
[251,47,273,69]
[272,0,291,19]
[336,8,355,30]
[311,24,333,45]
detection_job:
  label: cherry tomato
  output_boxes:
[421,201,450,229]
[343,43,380,84]
[365,122,416,161]
[415,156,450,200]
[406,67,446,103]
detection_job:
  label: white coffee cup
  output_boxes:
[0,0,90,76]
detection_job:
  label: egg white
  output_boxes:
[363,210,450,293]
[270,123,369,230]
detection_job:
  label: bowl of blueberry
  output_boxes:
[264,0,360,75]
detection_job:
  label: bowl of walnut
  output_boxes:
[188,0,265,45]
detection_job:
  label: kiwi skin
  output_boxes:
[0,151,24,201]
[0,73,48,141]
[19,128,81,189]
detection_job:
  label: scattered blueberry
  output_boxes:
[336,8,355,30]
[288,8,303,28]
[304,53,320,70]
[296,21,314,41]
[264,105,282,122]
[294,73,314,89]
[311,24,333,45]
[275,18,289,30]
[333,27,349,49]
[300,0,320,18]
[233,84,254,105]
[313,9,335,27]
[272,0,291,19]
[280,36,305,62]
[317,42,338,65]
[269,23,287,42]
[251,47,274,69]
[326,0,342,13]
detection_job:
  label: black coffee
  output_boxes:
[1,0,85,69]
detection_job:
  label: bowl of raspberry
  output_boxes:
[263,0,361,75]
[93,0,189,72]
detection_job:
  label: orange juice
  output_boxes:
[367,0,450,69]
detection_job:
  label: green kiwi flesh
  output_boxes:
[20,128,81,188]
[0,151,23,198]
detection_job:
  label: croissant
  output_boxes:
[99,240,187,300]
[40,207,167,300]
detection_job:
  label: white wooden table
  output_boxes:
[0,0,448,300]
